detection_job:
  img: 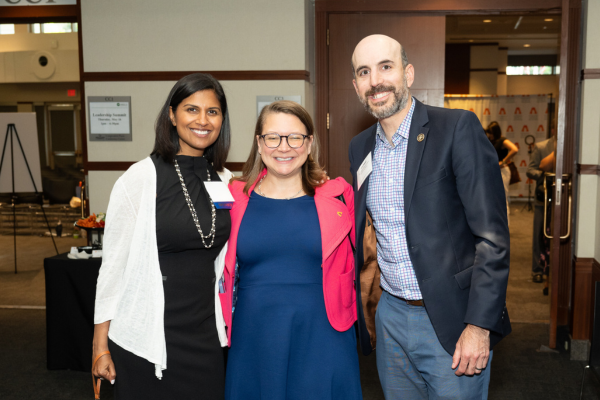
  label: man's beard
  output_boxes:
[359,74,410,120]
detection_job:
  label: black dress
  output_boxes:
[493,136,509,161]
[108,154,231,400]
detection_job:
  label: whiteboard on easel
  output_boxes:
[0,113,43,194]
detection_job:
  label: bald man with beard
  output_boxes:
[348,35,511,399]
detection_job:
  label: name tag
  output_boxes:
[357,152,373,191]
[204,181,235,209]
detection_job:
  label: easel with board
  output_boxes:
[0,113,58,273]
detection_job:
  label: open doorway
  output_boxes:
[320,9,566,333]
[444,14,561,325]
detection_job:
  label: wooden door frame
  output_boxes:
[315,0,575,349]
[552,0,582,348]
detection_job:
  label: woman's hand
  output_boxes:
[92,321,116,384]
[92,348,116,384]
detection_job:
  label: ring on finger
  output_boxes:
[474,367,483,371]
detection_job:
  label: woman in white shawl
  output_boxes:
[92,73,232,399]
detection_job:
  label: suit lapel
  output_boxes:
[404,100,430,216]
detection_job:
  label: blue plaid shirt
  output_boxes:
[366,98,422,300]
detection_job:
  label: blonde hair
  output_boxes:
[236,100,324,196]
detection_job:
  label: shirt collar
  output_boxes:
[375,97,416,147]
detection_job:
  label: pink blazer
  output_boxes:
[219,170,357,346]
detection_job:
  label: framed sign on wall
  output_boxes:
[256,96,302,117]
[88,96,132,142]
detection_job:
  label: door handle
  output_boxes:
[543,173,572,240]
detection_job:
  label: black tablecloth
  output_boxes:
[44,253,102,371]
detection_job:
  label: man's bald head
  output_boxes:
[351,34,409,78]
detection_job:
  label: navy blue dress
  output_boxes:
[225,192,362,400]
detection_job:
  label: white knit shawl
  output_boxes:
[94,157,231,379]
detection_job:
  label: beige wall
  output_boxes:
[470,71,497,95]
[497,49,508,95]
[0,82,80,103]
[470,45,498,69]
[81,0,315,213]
[85,80,309,163]
[87,171,124,214]
[81,0,307,72]
[0,25,78,52]
[0,25,79,83]
[575,0,600,260]
[470,45,498,94]
[507,75,559,96]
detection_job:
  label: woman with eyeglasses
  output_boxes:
[222,101,362,399]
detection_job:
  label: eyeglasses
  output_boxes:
[259,133,309,149]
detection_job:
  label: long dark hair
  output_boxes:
[152,73,230,171]
[487,121,502,142]
[235,100,324,197]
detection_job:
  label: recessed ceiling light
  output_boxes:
[469,40,474,42]
[483,19,492,23]
[545,18,553,22]
[524,44,531,47]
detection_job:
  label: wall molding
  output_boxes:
[0,5,77,23]
[86,161,245,172]
[577,164,600,175]
[225,162,245,172]
[82,70,310,82]
[86,162,134,171]
[582,69,600,80]
[315,0,561,13]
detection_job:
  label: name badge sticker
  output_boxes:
[203,181,235,209]
[357,152,373,191]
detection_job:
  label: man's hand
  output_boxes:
[452,324,490,376]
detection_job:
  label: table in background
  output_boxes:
[44,253,102,371]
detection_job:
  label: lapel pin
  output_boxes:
[417,133,425,142]
[337,211,343,217]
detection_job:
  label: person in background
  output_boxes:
[222,101,362,400]
[92,73,232,399]
[486,121,519,221]
[526,134,556,284]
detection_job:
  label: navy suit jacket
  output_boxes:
[349,99,511,356]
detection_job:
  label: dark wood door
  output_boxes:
[327,14,446,182]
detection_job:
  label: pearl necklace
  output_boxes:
[173,159,216,248]
[257,174,303,200]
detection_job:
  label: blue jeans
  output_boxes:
[375,291,492,400]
